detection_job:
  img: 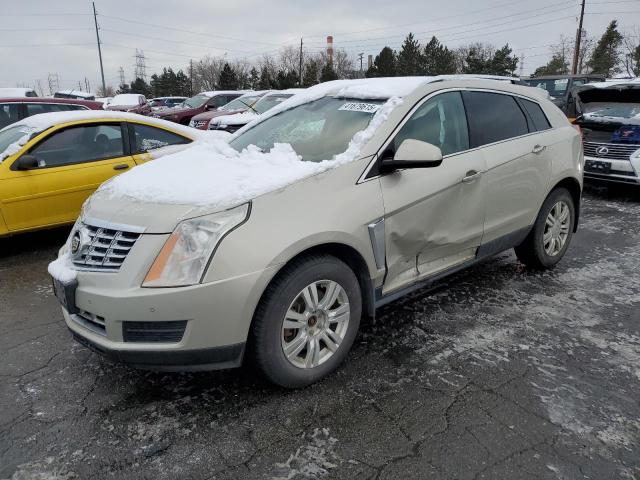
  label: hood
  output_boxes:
[573,82,640,125]
[211,111,258,126]
[191,108,245,122]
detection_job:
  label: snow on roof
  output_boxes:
[0,87,37,97]
[56,89,95,98]
[110,93,144,106]
[199,90,252,97]
[96,96,402,208]
[582,78,640,89]
[0,110,201,163]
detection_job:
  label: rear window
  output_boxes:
[520,99,551,131]
[462,91,529,147]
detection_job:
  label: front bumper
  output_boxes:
[69,329,244,371]
[583,155,640,185]
[62,258,276,371]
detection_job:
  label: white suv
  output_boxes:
[50,77,583,388]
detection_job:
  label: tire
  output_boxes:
[515,187,575,269]
[250,254,362,388]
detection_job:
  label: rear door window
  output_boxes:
[0,103,20,129]
[130,123,190,153]
[519,98,551,131]
[462,91,529,147]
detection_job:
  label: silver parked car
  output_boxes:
[50,77,583,388]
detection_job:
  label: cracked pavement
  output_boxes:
[1,184,639,480]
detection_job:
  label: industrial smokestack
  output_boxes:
[368,54,373,69]
[326,35,334,64]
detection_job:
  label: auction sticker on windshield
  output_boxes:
[338,102,380,113]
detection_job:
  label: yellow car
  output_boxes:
[0,111,200,236]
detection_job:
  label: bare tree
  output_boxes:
[622,27,640,77]
[318,48,355,78]
[193,55,225,92]
[577,30,595,74]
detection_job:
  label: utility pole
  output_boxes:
[189,59,194,96]
[571,0,586,75]
[299,37,303,86]
[93,2,106,95]
[519,52,525,78]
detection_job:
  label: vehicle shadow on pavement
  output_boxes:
[583,181,640,203]
[0,226,70,260]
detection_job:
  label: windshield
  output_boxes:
[0,125,29,159]
[253,94,292,114]
[524,78,569,98]
[183,94,210,108]
[229,96,384,163]
[221,95,262,111]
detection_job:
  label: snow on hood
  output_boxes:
[581,78,640,89]
[109,94,143,106]
[211,111,258,126]
[0,110,201,163]
[97,96,403,209]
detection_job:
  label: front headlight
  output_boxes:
[209,123,227,130]
[143,204,249,287]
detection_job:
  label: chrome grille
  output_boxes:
[72,223,141,272]
[191,120,207,129]
[583,142,640,161]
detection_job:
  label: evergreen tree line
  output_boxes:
[113,21,640,97]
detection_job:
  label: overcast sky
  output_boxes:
[2,0,639,93]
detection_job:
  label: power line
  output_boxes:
[0,42,93,48]
[98,14,283,47]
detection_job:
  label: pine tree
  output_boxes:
[397,33,423,76]
[129,78,151,97]
[320,62,338,82]
[587,20,623,76]
[218,63,238,90]
[533,53,569,76]
[303,59,320,87]
[275,70,299,89]
[248,67,260,89]
[175,70,190,96]
[490,44,519,76]
[366,47,396,77]
[258,67,273,89]
[422,36,456,75]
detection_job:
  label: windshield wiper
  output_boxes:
[238,100,258,114]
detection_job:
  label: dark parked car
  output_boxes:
[0,97,104,129]
[188,91,268,130]
[152,91,247,125]
[523,74,605,117]
[105,94,151,115]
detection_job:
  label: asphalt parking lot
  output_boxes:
[1,184,639,480]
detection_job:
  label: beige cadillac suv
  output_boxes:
[50,77,583,388]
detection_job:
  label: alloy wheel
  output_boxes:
[543,200,571,256]
[281,280,350,369]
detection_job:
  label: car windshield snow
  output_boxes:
[253,94,292,114]
[221,95,262,111]
[229,96,384,163]
[183,94,210,108]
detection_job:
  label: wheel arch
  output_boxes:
[550,176,582,232]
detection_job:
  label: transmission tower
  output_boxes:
[134,49,147,81]
[119,66,125,86]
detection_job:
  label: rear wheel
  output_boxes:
[251,255,361,388]
[515,187,575,269]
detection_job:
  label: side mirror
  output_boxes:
[379,139,443,174]
[15,154,40,170]
[205,104,216,111]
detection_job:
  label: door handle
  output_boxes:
[532,144,546,154]
[462,170,483,183]
[113,164,129,171]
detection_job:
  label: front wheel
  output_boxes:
[515,187,575,269]
[250,255,362,388]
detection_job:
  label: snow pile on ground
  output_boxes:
[272,428,339,479]
[98,95,402,208]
